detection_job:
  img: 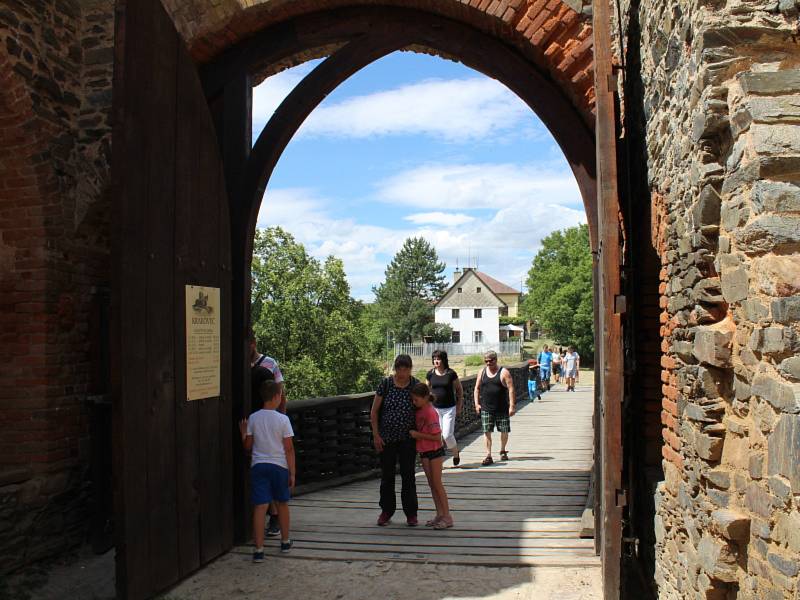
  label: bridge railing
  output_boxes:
[393,340,522,358]
[287,363,530,494]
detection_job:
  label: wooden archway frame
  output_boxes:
[200,5,608,548]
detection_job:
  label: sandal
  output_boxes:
[481,456,493,466]
[433,516,453,530]
[425,516,441,527]
[500,451,509,461]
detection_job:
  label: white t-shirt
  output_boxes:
[564,352,580,372]
[247,409,294,468]
[551,352,561,364]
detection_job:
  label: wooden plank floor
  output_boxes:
[239,381,599,567]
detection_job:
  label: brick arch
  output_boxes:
[164,0,595,128]
[0,51,61,476]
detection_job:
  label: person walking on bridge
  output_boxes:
[537,345,553,392]
[426,350,464,466]
[473,351,516,466]
[563,345,580,392]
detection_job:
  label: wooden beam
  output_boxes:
[593,0,624,598]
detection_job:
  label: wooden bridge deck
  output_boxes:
[239,382,598,567]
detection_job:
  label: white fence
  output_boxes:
[393,340,522,358]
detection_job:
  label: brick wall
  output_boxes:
[0,0,114,573]
[161,0,597,125]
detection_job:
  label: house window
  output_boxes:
[476,287,481,293]
[451,331,460,343]
[452,309,460,318]
[473,331,483,342]
[499,307,508,317]
[457,287,462,293]
[474,308,482,318]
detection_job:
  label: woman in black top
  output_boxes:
[370,354,419,526]
[426,350,464,466]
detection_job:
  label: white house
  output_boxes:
[433,268,521,345]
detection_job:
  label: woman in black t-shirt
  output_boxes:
[426,350,464,466]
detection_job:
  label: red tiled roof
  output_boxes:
[475,271,520,295]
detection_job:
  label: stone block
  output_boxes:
[694,367,733,400]
[768,475,792,501]
[752,374,800,413]
[734,377,752,401]
[779,356,800,382]
[750,518,771,540]
[750,452,765,479]
[698,535,739,583]
[768,413,800,493]
[754,255,800,297]
[693,318,735,367]
[767,552,800,578]
[720,267,748,304]
[674,340,695,361]
[749,326,799,356]
[711,509,750,541]
[685,401,725,423]
[705,468,731,489]
[744,482,774,518]
[708,488,731,509]
[696,432,724,461]
[694,185,722,227]
[773,512,800,552]
[772,297,800,324]
[742,298,768,323]
[751,180,800,214]
[739,70,800,96]
[692,277,724,305]
[734,214,800,255]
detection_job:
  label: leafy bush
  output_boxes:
[464,355,484,366]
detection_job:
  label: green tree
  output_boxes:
[372,237,447,342]
[251,227,383,399]
[422,322,454,343]
[522,224,594,359]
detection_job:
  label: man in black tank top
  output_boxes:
[473,351,516,466]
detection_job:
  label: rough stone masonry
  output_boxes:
[618,0,800,598]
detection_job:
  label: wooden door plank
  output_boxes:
[174,52,203,579]
[142,1,180,592]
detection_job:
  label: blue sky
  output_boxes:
[253,51,586,301]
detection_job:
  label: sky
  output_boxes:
[253,51,586,301]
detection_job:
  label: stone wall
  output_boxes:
[619,0,800,597]
[0,0,114,574]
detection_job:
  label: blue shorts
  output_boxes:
[251,463,291,505]
[540,367,551,380]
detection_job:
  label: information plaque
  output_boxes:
[185,285,220,401]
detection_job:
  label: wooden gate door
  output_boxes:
[110,0,233,598]
[592,1,624,598]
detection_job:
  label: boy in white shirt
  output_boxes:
[239,380,295,561]
[563,346,581,392]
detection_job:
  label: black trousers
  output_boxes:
[378,438,418,517]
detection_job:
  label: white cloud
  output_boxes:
[256,176,586,301]
[252,72,538,142]
[376,162,583,210]
[404,211,475,226]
